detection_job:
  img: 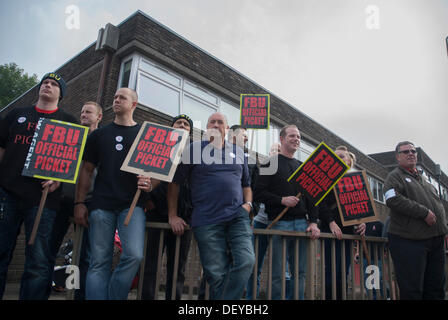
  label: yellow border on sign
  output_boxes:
[33,119,89,184]
[239,94,270,130]
[287,141,350,206]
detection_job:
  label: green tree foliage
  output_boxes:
[0,63,38,108]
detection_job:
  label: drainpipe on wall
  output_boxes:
[95,23,120,107]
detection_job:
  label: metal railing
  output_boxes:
[69,222,401,300]
[131,222,399,300]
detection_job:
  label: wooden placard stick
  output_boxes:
[249,129,255,153]
[124,188,141,226]
[28,185,50,245]
[361,235,371,266]
[266,192,301,230]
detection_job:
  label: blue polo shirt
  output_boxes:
[173,140,250,227]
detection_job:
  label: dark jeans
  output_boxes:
[388,233,446,300]
[73,225,90,300]
[49,198,73,265]
[0,187,56,300]
[49,199,90,300]
[141,224,192,300]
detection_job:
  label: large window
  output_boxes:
[119,55,319,158]
[183,95,216,131]
[442,186,448,201]
[418,166,447,200]
[246,123,281,157]
[120,59,133,87]
[137,72,180,116]
[296,139,316,162]
[120,55,237,129]
[119,54,294,156]
[368,175,385,203]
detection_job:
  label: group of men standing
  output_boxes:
[0,72,447,300]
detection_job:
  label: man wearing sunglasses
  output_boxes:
[384,141,448,300]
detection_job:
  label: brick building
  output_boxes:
[2,10,444,285]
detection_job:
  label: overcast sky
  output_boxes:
[1,0,447,172]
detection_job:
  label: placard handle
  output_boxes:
[266,192,302,230]
[28,185,49,245]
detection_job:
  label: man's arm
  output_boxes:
[150,178,161,191]
[306,197,320,239]
[242,186,253,213]
[384,172,430,220]
[167,182,187,235]
[74,161,95,227]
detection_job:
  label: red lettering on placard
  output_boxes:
[153,129,167,143]
[144,127,157,140]
[41,124,55,141]
[66,128,80,146]
[52,126,66,143]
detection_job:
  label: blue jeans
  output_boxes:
[0,187,56,300]
[193,207,255,300]
[86,207,145,300]
[246,220,293,300]
[269,218,308,300]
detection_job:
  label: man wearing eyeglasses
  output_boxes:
[384,141,448,300]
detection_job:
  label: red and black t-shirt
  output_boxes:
[0,106,77,210]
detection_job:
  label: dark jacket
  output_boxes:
[148,180,192,223]
[254,154,319,223]
[318,191,355,235]
[384,166,448,240]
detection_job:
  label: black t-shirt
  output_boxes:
[83,122,147,212]
[0,106,77,210]
[254,154,319,222]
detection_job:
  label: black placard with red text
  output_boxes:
[334,170,379,226]
[287,142,350,206]
[240,94,270,129]
[22,118,89,183]
[120,121,189,182]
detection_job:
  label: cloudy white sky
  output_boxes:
[1,0,447,171]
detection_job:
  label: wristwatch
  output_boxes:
[245,202,253,210]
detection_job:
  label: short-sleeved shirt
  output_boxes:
[83,122,146,212]
[0,106,77,210]
[173,140,250,227]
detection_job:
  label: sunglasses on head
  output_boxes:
[399,149,417,155]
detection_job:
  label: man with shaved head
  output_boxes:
[167,112,255,300]
[74,87,153,300]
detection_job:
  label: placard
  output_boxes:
[240,94,270,129]
[287,142,350,206]
[120,121,189,182]
[22,118,88,184]
[334,170,379,226]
